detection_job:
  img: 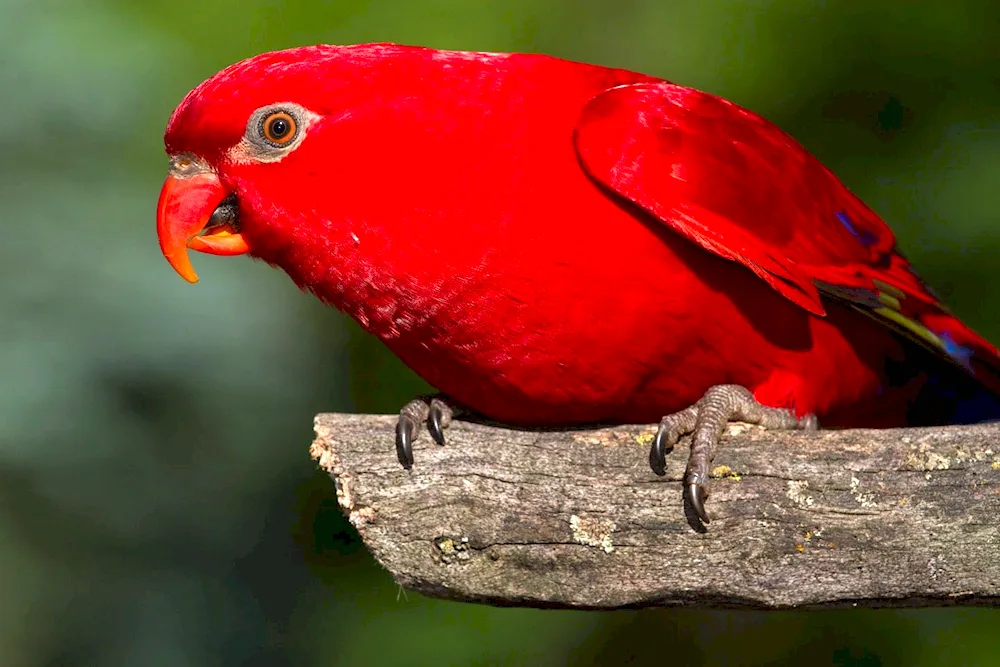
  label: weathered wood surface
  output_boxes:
[310,413,1000,609]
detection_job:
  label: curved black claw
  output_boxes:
[428,402,447,446]
[649,427,672,476]
[396,417,416,469]
[648,405,698,477]
[394,395,463,469]
[687,482,710,524]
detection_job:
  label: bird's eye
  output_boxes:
[260,111,298,146]
[241,104,313,161]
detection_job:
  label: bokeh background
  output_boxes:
[3,0,999,664]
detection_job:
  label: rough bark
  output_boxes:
[310,414,1000,609]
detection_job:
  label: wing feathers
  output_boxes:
[574,80,1000,391]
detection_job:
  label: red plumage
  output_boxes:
[161,43,1000,433]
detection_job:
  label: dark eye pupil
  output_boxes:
[269,118,289,138]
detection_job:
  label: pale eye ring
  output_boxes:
[242,103,313,160]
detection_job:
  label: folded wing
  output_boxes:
[574,81,1000,393]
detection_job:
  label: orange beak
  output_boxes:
[156,156,250,283]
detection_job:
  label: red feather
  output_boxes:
[573,81,1000,397]
[163,44,1000,427]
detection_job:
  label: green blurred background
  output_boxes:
[2,0,998,664]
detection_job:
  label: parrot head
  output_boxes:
[156,43,406,283]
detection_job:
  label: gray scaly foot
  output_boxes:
[648,384,818,523]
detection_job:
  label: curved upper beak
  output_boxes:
[156,156,250,283]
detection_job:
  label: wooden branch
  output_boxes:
[310,414,1000,609]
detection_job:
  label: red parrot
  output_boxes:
[157,43,1000,523]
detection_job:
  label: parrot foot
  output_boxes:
[395,394,464,469]
[648,384,818,524]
